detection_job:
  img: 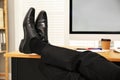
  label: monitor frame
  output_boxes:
[69,0,120,34]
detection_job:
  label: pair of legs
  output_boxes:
[19,8,120,80]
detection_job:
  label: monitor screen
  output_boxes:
[70,0,120,34]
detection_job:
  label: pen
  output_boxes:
[76,48,102,50]
[87,48,102,50]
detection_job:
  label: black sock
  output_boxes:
[29,38,47,54]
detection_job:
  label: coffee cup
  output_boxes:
[101,39,111,50]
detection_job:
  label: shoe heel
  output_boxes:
[19,39,31,53]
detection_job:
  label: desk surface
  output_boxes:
[98,50,120,62]
[4,51,41,59]
[4,50,120,62]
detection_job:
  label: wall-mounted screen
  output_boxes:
[70,0,120,34]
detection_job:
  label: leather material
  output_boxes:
[35,10,48,43]
[19,7,40,53]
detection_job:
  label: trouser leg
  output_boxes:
[78,51,120,80]
[40,44,81,71]
[38,44,120,80]
[39,60,85,80]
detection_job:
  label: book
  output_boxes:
[0,8,4,29]
[1,31,6,50]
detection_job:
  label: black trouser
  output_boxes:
[39,44,120,80]
[38,60,86,80]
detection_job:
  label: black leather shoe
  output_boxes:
[19,8,40,53]
[35,10,48,43]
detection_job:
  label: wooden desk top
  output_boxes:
[4,51,41,59]
[98,50,120,62]
[4,50,120,62]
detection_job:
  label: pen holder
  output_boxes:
[101,39,111,50]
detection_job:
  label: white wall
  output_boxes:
[8,0,15,51]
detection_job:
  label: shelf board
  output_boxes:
[0,27,5,30]
[0,50,6,53]
[0,73,5,77]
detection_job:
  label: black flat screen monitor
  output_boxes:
[70,0,120,34]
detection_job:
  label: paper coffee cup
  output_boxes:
[101,39,111,50]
